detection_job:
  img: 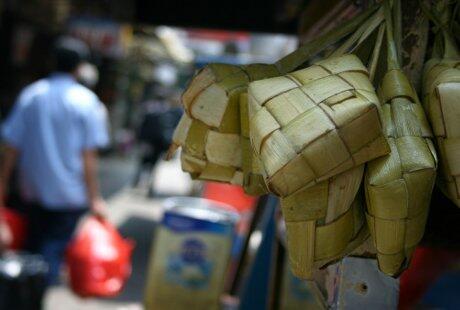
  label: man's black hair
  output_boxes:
[53,37,90,73]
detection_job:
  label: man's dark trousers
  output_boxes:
[25,204,87,285]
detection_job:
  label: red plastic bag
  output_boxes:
[1,207,28,250]
[66,216,134,297]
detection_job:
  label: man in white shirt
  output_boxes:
[0,37,109,284]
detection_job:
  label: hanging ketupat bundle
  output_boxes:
[168,5,380,193]
[244,7,389,278]
[247,52,389,279]
[422,5,460,208]
[364,0,437,276]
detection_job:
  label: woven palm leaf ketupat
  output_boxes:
[168,5,380,192]
[169,63,280,185]
[422,6,460,208]
[248,53,389,197]
[364,0,438,276]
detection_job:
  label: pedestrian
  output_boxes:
[133,91,182,196]
[0,37,110,285]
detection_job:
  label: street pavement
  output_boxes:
[44,155,194,310]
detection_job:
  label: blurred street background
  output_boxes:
[0,1,297,309]
[3,1,459,310]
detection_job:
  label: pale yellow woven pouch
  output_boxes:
[364,1,438,276]
[248,54,389,197]
[422,3,460,208]
[424,59,460,207]
[169,63,279,185]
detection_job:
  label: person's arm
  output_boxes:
[82,149,106,217]
[0,145,19,207]
[81,95,110,217]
